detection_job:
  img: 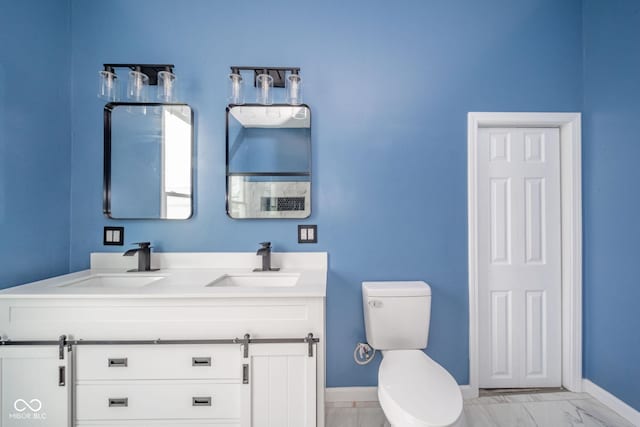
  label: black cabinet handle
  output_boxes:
[192,357,211,367]
[58,366,66,386]
[108,358,128,368]
[192,396,212,406]
[108,398,128,407]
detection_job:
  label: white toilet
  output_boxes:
[363,281,463,427]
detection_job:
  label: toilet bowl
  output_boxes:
[362,281,463,427]
[378,350,462,427]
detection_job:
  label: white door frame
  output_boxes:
[468,112,582,397]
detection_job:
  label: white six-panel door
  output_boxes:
[478,128,562,388]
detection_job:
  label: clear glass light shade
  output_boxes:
[228,73,245,105]
[255,73,274,105]
[98,70,118,101]
[157,71,177,102]
[127,70,149,102]
[285,74,303,105]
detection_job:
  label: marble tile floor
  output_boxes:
[326,392,637,427]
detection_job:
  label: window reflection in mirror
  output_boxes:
[105,104,193,220]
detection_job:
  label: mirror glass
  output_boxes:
[105,103,193,219]
[227,105,311,219]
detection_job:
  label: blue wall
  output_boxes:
[582,0,640,411]
[0,0,72,288]
[67,0,583,387]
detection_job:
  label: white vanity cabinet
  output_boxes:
[0,252,327,426]
[0,304,322,427]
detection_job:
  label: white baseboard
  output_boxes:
[583,379,640,426]
[326,385,475,404]
[326,387,378,403]
[459,385,477,399]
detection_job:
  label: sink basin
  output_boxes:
[59,274,166,289]
[207,273,300,288]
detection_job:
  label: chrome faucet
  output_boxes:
[254,242,280,272]
[123,242,158,272]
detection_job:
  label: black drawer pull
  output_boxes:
[108,398,128,407]
[108,358,128,368]
[58,366,66,387]
[243,363,249,384]
[192,357,212,367]
[192,396,212,406]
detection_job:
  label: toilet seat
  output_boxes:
[378,350,463,427]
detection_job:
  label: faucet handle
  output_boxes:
[132,242,151,248]
[259,242,271,249]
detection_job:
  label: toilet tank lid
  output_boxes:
[362,281,431,297]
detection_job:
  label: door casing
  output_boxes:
[467,112,582,397]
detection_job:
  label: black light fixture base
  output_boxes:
[103,64,175,85]
[230,66,300,88]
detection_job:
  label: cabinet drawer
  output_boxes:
[76,382,240,421]
[76,345,241,380]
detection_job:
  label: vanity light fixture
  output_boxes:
[285,70,303,105]
[127,67,149,102]
[98,66,118,101]
[97,64,177,102]
[157,69,177,102]
[228,66,303,105]
[228,67,245,105]
[256,71,274,105]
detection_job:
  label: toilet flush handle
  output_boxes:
[368,300,383,308]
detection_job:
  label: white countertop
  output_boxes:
[0,252,327,299]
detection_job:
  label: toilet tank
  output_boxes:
[362,281,431,350]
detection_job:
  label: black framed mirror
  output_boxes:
[104,103,194,220]
[226,104,311,219]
